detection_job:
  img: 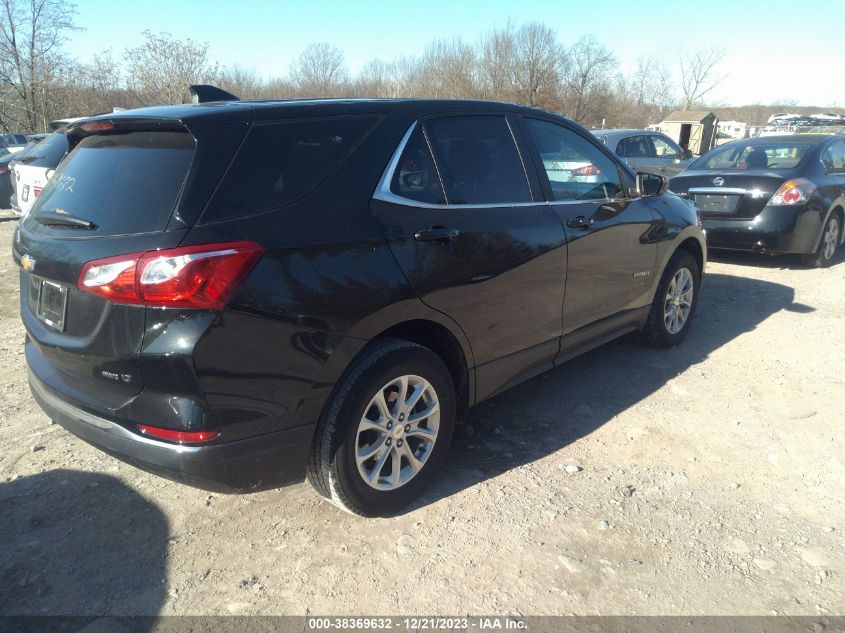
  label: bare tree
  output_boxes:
[124,30,216,106]
[289,42,349,96]
[0,0,78,131]
[479,23,516,101]
[618,54,676,126]
[511,22,560,108]
[679,48,725,110]
[416,38,479,99]
[215,64,265,99]
[561,34,617,124]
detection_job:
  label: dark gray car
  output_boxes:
[593,129,694,177]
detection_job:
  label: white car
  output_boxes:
[10,132,68,217]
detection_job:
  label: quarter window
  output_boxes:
[389,126,446,204]
[424,116,531,205]
[524,118,624,202]
[204,116,377,221]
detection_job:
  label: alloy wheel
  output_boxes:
[355,375,440,491]
[823,217,839,261]
[664,267,694,335]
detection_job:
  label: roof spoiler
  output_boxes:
[189,85,240,104]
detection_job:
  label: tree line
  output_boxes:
[1,0,803,135]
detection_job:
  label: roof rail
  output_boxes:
[189,85,240,104]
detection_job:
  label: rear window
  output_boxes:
[692,143,811,170]
[27,132,69,166]
[202,116,377,221]
[30,131,195,235]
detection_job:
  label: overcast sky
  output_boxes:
[65,0,845,107]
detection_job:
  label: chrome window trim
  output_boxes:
[689,187,747,195]
[372,120,631,210]
[373,119,548,210]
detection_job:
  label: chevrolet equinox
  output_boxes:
[14,94,706,516]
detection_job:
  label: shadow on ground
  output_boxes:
[709,247,844,270]
[417,272,814,510]
[0,469,168,627]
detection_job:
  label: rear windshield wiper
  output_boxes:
[34,209,97,229]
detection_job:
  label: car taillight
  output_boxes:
[572,164,601,176]
[78,241,263,309]
[769,178,816,206]
[137,424,220,443]
[33,185,42,197]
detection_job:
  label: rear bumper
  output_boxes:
[29,369,315,493]
[703,204,821,254]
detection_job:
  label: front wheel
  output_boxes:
[803,214,841,268]
[307,339,456,516]
[642,249,701,348]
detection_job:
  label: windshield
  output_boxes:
[692,143,811,170]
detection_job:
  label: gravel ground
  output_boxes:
[0,214,843,616]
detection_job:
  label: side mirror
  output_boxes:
[682,149,694,160]
[636,172,668,197]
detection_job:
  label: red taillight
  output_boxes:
[33,185,42,197]
[770,178,816,206]
[572,164,601,176]
[137,424,219,443]
[78,241,264,309]
[0,166,9,175]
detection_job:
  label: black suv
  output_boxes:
[14,96,705,516]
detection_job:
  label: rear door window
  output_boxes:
[203,116,378,221]
[524,118,624,202]
[29,131,195,235]
[423,116,531,205]
[822,140,845,174]
[617,135,651,158]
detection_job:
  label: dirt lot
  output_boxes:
[0,213,843,616]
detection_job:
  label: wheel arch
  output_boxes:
[812,204,845,251]
[373,319,472,420]
[677,235,706,278]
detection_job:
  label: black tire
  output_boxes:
[642,249,701,348]
[802,213,841,268]
[307,338,456,517]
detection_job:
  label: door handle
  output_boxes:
[414,226,460,242]
[566,216,593,230]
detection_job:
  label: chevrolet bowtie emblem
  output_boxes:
[21,254,36,272]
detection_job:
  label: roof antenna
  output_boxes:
[189,85,240,104]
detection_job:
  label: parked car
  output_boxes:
[10,131,69,217]
[14,96,706,516]
[669,135,845,267]
[593,129,695,177]
[1,140,39,208]
[1,133,29,155]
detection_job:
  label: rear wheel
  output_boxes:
[642,249,701,348]
[803,214,840,268]
[307,339,455,516]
